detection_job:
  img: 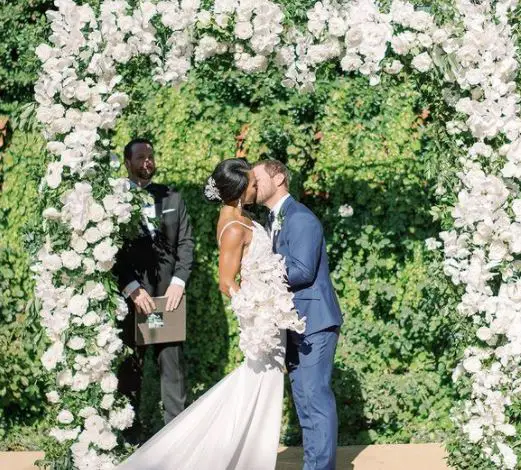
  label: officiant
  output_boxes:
[113,138,194,431]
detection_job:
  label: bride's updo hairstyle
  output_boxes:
[204,158,252,204]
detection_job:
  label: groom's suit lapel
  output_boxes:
[274,195,295,253]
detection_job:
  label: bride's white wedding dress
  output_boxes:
[117,221,305,470]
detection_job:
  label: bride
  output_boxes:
[117,158,305,470]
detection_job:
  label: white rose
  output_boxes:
[79,407,98,418]
[197,10,212,26]
[476,327,493,342]
[83,281,107,301]
[83,258,96,275]
[100,374,118,393]
[463,356,481,373]
[112,43,132,64]
[67,336,86,351]
[57,369,73,387]
[97,431,118,450]
[74,81,91,102]
[71,373,90,391]
[46,390,60,403]
[385,60,404,75]
[340,54,362,72]
[328,16,346,37]
[98,219,114,237]
[101,394,115,410]
[109,404,135,430]
[93,239,118,263]
[88,203,105,223]
[411,52,432,72]
[57,409,74,424]
[71,234,88,254]
[82,311,100,326]
[61,250,82,270]
[68,294,89,317]
[235,21,253,40]
[84,227,103,244]
[41,341,64,371]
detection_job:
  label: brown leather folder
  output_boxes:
[135,295,186,345]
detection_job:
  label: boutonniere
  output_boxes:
[273,212,284,232]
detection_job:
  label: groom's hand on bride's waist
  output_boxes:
[130,287,156,315]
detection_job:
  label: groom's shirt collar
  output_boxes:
[128,178,152,190]
[271,193,291,218]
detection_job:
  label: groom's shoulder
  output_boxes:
[287,198,320,223]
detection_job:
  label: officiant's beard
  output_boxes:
[135,166,156,181]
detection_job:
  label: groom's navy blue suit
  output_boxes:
[273,195,343,470]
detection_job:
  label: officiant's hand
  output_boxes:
[166,284,184,311]
[130,288,156,315]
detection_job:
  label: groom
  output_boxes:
[254,160,343,470]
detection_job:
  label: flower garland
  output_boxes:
[33,0,521,468]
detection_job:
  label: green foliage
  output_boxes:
[0,127,49,446]
[109,69,463,445]
[0,0,464,453]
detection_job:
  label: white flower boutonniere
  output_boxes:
[273,212,284,232]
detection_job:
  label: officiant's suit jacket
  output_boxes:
[114,183,194,298]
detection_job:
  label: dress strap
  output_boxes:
[218,220,254,246]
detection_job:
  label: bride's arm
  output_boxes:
[218,225,246,298]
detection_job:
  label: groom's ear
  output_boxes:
[274,172,286,188]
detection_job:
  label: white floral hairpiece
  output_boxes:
[204,176,221,201]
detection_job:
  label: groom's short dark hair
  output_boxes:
[255,159,290,189]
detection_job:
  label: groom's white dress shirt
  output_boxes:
[269,194,291,242]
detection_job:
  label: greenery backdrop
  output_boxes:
[0,0,466,453]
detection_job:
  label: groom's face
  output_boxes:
[253,165,277,205]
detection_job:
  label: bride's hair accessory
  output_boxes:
[204,177,221,202]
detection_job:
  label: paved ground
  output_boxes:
[0,444,451,469]
[276,444,451,470]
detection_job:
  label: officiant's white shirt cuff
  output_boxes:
[122,280,141,298]
[170,277,186,288]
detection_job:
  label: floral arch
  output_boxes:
[33,0,521,468]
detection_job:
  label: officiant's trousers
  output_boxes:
[117,311,186,428]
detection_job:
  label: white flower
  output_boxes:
[101,374,118,393]
[385,60,403,75]
[41,341,64,371]
[93,239,118,264]
[338,204,354,218]
[67,336,86,351]
[101,394,115,410]
[57,369,73,388]
[57,409,74,424]
[46,391,60,403]
[45,162,63,189]
[82,311,100,326]
[83,281,107,301]
[109,404,135,430]
[71,373,90,391]
[61,250,82,270]
[79,407,98,419]
[84,227,103,244]
[68,294,89,317]
[235,21,253,40]
[425,237,442,251]
[463,356,481,373]
[411,52,432,72]
[71,234,88,254]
